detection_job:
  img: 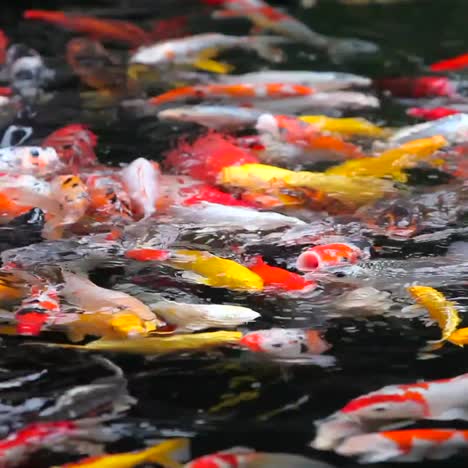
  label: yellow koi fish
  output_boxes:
[299,115,389,138]
[407,285,461,342]
[326,135,447,182]
[39,331,243,355]
[220,163,394,206]
[167,249,264,291]
[54,438,188,468]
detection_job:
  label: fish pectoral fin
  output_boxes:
[180,271,211,285]
[435,408,468,421]
[66,328,86,343]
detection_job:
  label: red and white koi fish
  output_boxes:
[158,105,264,130]
[165,132,258,185]
[0,146,61,175]
[149,83,314,106]
[130,33,287,66]
[121,157,160,219]
[312,373,468,451]
[0,419,115,468]
[219,70,371,90]
[42,124,98,169]
[336,428,468,463]
[296,242,366,271]
[247,255,316,291]
[24,10,149,47]
[209,0,378,61]
[14,283,60,336]
[375,76,456,98]
[186,446,334,468]
[240,328,331,358]
[256,114,365,166]
[430,52,468,72]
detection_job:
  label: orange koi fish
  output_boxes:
[247,255,316,291]
[149,83,314,106]
[24,10,149,47]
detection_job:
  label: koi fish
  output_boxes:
[51,175,90,225]
[149,83,314,106]
[15,283,60,336]
[167,249,264,290]
[407,107,462,121]
[44,330,243,355]
[298,115,388,137]
[66,38,129,94]
[0,208,45,251]
[0,419,115,468]
[430,52,468,72]
[54,438,189,468]
[219,70,371,90]
[312,373,468,451]
[158,105,264,130]
[386,113,468,146]
[24,10,149,47]
[326,135,447,182]
[210,0,378,61]
[220,163,395,206]
[120,157,161,218]
[375,76,456,98]
[247,255,316,291]
[86,174,133,222]
[335,428,468,463]
[186,447,334,468]
[125,248,171,262]
[130,33,287,67]
[151,301,260,332]
[256,114,366,165]
[61,271,159,323]
[165,132,258,185]
[0,146,61,175]
[58,311,157,342]
[169,202,306,231]
[296,242,365,271]
[42,124,98,169]
[240,328,331,358]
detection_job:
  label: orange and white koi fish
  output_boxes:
[219,70,371,90]
[158,105,264,130]
[247,255,316,291]
[86,174,133,222]
[42,124,98,169]
[14,283,60,336]
[312,373,468,451]
[210,0,378,61]
[0,146,61,175]
[130,33,287,67]
[24,10,149,47]
[336,428,468,463]
[186,446,334,468]
[121,158,160,219]
[149,83,314,106]
[61,271,159,323]
[296,242,366,271]
[240,328,331,358]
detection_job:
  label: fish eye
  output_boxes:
[334,271,346,277]
[372,406,388,412]
[30,149,40,157]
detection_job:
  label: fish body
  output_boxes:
[158,105,264,129]
[168,249,264,290]
[170,202,306,231]
[430,52,468,72]
[152,301,260,332]
[375,76,455,98]
[298,115,387,137]
[336,428,468,463]
[150,83,314,106]
[121,158,160,218]
[56,438,188,468]
[326,135,447,182]
[407,285,461,342]
[240,328,330,357]
[247,255,316,291]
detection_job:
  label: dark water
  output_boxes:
[0,1,467,467]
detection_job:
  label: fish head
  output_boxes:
[341,391,428,421]
[15,146,60,173]
[311,413,365,450]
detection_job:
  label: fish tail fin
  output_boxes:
[143,438,189,467]
[247,36,287,63]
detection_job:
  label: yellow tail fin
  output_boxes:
[143,438,189,467]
